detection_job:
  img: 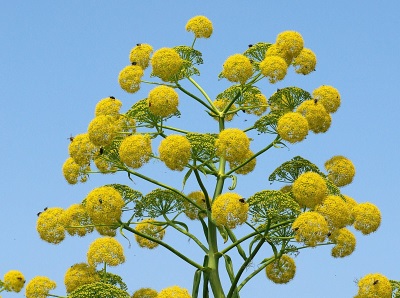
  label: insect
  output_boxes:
[99,147,104,155]
[248,44,253,48]
[99,199,103,204]
[373,280,379,285]
[314,98,318,104]
[44,207,48,211]
[109,96,115,99]
[149,102,152,107]
[37,212,42,217]
[68,135,74,142]
[277,88,281,92]
[136,43,141,46]
[293,227,299,232]
[239,198,246,203]
[131,61,137,65]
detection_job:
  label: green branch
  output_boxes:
[176,83,214,112]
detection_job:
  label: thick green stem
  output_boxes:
[187,77,217,110]
[176,83,214,112]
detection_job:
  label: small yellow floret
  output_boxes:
[151,48,183,82]
[296,100,331,134]
[293,48,317,75]
[134,219,166,249]
[221,54,253,84]
[292,211,329,247]
[87,237,125,267]
[292,172,327,208]
[159,134,191,171]
[277,112,309,143]
[3,270,25,293]
[157,286,191,298]
[275,31,304,58]
[352,202,381,235]
[312,85,341,113]
[186,15,213,38]
[265,44,292,66]
[259,56,288,83]
[212,193,248,229]
[265,255,296,284]
[118,65,144,93]
[242,93,269,116]
[119,134,152,169]
[215,128,250,162]
[25,276,56,298]
[354,273,392,298]
[229,149,256,175]
[64,263,100,293]
[129,43,153,69]
[36,207,66,244]
[147,85,179,117]
[325,155,356,187]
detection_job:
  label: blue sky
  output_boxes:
[1,1,399,297]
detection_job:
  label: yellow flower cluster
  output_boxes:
[211,192,248,229]
[242,93,269,116]
[292,172,327,208]
[312,85,341,113]
[159,134,191,171]
[315,195,352,229]
[25,276,56,298]
[292,211,329,247]
[147,86,179,118]
[259,55,288,84]
[87,237,125,267]
[157,286,191,298]
[151,48,183,82]
[265,255,296,284]
[134,219,165,249]
[62,157,90,184]
[87,115,118,147]
[3,270,25,293]
[221,54,253,84]
[229,149,256,175]
[132,287,158,298]
[329,228,356,258]
[119,134,152,169]
[296,100,331,134]
[61,204,93,237]
[215,128,250,162]
[324,155,356,187]
[185,15,213,38]
[64,263,100,293]
[68,133,96,166]
[94,156,117,173]
[129,43,153,69]
[354,273,392,298]
[276,31,304,59]
[352,202,381,235]
[293,48,317,75]
[265,44,292,66]
[95,97,122,117]
[183,191,208,220]
[213,98,237,122]
[118,65,144,93]
[277,112,309,143]
[36,207,66,244]
[68,282,130,298]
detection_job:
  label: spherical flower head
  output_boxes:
[25,276,56,298]
[68,133,96,166]
[275,31,304,58]
[95,225,117,237]
[296,100,331,134]
[325,155,356,187]
[147,85,179,118]
[259,56,288,84]
[186,15,213,38]
[3,270,25,292]
[213,98,237,122]
[215,128,250,162]
[265,255,296,284]
[64,263,100,293]
[62,157,90,184]
[134,219,166,249]
[265,44,293,66]
[277,112,309,144]
[68,282,130,298]
[36,207,66,244]
[292,172,327,208]
[85,186,125,226]
[183,191,208,220]
[329,228,356,258]
[129,43,153,69]
[221,54,253,84]
[242,93,269,116]
[95,97,122,117]
[151,48,183,82]
[315,195,352,229]
[157,286,191,298]
[132,287,158,298]
[292,211,329,247]
[158,134,191,171]
[61,204,94,237]
[312,85,341,113]
[212,192,248,229]
[88,115,118,147]
[119,134,152,169]
[229,149,256,175]
[118,65,144,93]
[87,237,125,267]
[293,48,317,75]
[352,202,381,235]
[343,195,358,224]
[94,156,117,173]
[354,273,392,298]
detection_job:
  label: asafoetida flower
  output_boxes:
[186,15,213,38]
[259,56,288,84]
[157,286,191,298]
[275,31,304,58]
[265,44,292,66]
[221,54,253,84]
[296,100,331,134]
[61,204,93,237]
[3,270,25,293]
[64,263,100,293]
[147,85,179,118]
[87,237,125,267]
[95,97,122,117]
[352,202,381,235]
[129,43,153,69]
[229,149,256,175]
[151,48,183,82]
[212,193,248,229]
[277,112,309,144]
[68,133,96,166]
[293,48,317,75]
[132,287,158,298]
[292,172,327,208]
[25,276,56,298]
[292,211,329,247]
[62,157,90,185]
[36,207,66,244]
[119,134,152,169]
[325,155,356,187]
[329,228,356,258]
[312,85,341,113]
[265,255,296,284]
[242,93,269,116]
[354,273,392,298]
[159,134,191,171]
[183,191,208,220]
[315,195,352,229]
[134,219,166,249]
[88,115,118,147]
[215,128,250,162]
[118,64,144,93]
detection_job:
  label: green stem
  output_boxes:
[162,125,190,134]
[141,80,175,87]
[187,77,216,110]
[176,83,214,112]
[193,165,212,211]
[237,257,276,292]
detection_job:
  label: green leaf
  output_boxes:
[182,168,193,191]
[253,112,281,134]
[173,45,203,80]
[243,42,272,62]
[141,188,184,218]
[192,269,202,298]
[217,224,229,243]
[105,184,144,218]
[268,86,312,113]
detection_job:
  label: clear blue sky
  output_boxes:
[1,1,399,297]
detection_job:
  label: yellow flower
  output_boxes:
[343,195,358,224]
[129,43,153,69]
[95,97,122,117]
[213,98,237,122]
[36,207,66,244]
[3,270,25,292]
[183,191,208,220]
[87,237,125,267]
[315,195,352,229]
[312,85,341,113]
[352,202,381,235]
[212,193,248,229]
[134,219,166,249]
[151,48,183,82]
[118,65,144,93]
[186,15,213,38]
[84,186,125,226]
[265,255,296,284]
[293,48,317,75]
[259,56,288,83]
[132,288,158,298]
[221,54,253,84]
[25,276,56,298]
[354,273,392,298]
[64,263,100,293]
[95,226,117,237]
[324,155,356,187]
[61,204,94,237]
[277,112,309,144]
[157,286,191,298]
[158,134,191,171]
[292,172,327,208]
[119,134,152,169]
[265,44,292,66]
[147,85,179,118]
[62,157,90,185]
[68,133,96,166]
[275,31,304,58]
[229,149,256,175]
[215,128,250,162]
[68,282,130,298]
[292,211,329,247]
[94,156,117,173]
[242,93,268,116]
[329,228,356,258]
[296,100,331,134]
[88,115,118,147]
